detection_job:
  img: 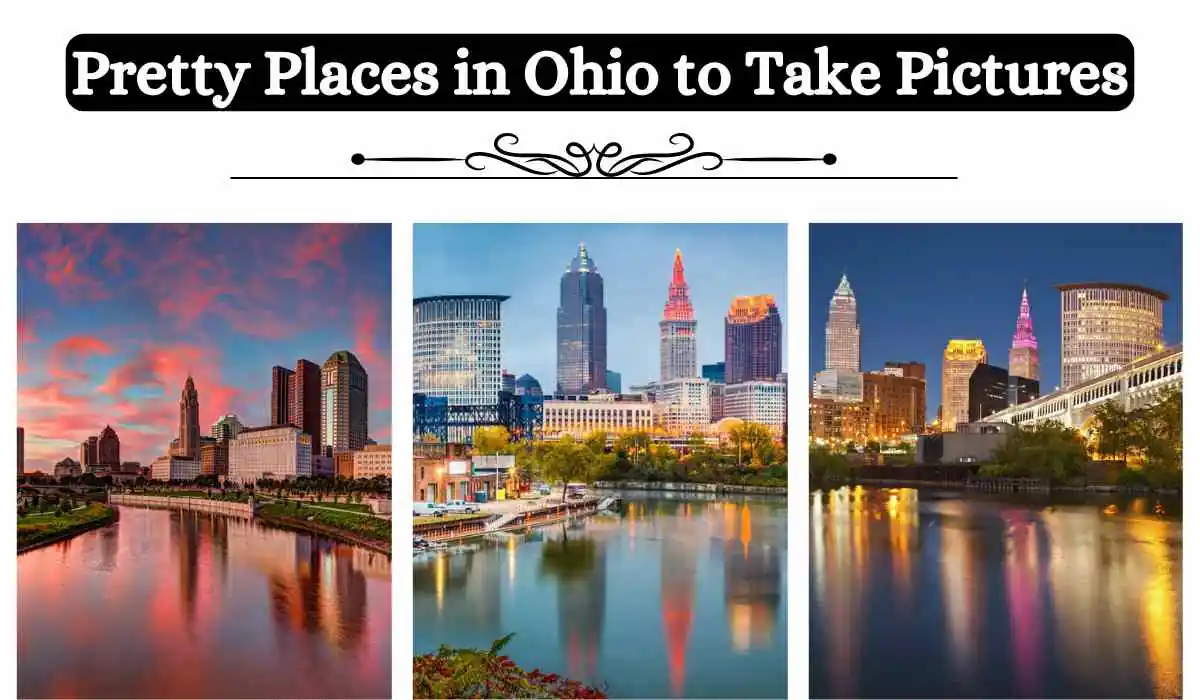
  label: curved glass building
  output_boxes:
[414,295,507,407]
[1058,282,1167,389]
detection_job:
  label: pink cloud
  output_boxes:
[21,224,117,301]
[49,334,114,380]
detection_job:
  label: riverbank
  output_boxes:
[17,503,116,553]
[257,502,391,556]
[827,477,1181,496]
[593,480,786,495]
[415,498,602,543]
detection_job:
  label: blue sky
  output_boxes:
[809,223,1183,421]
[414,223,788,390]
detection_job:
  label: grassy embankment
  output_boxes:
[17,503,115,551]
[258,501,391,553]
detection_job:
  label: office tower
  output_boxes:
[1009,286,1040,381]
[967,364,1010,423]
[502,370,516,394]
[605,370,621,393]
[270,365,293,425]
[211,414,244,441]
[725,294,783,383]
[557,243,608,394]
[321,350,369,452]
[413,295,506,407]
[289,359,322,448]
[515,373,543,397]
[97,425,120,467]
[824,274,860,371]
[657,377,711,435]
[1007,375,1040,407]
[1058,282,1167,389]
[722,381,786,432]
[660,249,697,382]
[701,362,726,384]
[883,361,926,381]
[176,375,201,459]
[941,340,987,432]
[862,371,926,439]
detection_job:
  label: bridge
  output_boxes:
[980,344,1182,430]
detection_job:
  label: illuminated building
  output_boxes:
[151,455,200,481]
[541,393,654,438]
[941,340,987,432]
[809,397,868,443]
[967,364,1010,423]
[862,371,925,439]
[228,425,313,483]
[1008,286,1039,381]
[981,344,1182,430]
[660,249,697,382]
[658,377,711,435]
[414,295,506,408]
[210,414,244,441]
[811,368,863,403]
[80,435,97,470]
[824,273,860,371]
[1058,282,1167,388]
[722,381,786,432]
[353,443,392,478]
[321,350,369,452]
[724,295,783,383]
[884,360,925,380]
[557,243,608,394]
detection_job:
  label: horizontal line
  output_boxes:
[231,175,957,180]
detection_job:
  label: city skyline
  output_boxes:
[17,224,392,472]
[810,223,1182,422]
[414,223,788,391]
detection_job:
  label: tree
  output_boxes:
[473,426,512,455]
[729,422,774,466]
[1091,400,1135,461]
[992,422,1088,484]
[810,446,850,487]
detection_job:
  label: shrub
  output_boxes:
[414,635,605,699]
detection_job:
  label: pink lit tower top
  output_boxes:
[660,249,698,382]
[1008,286,1039,381]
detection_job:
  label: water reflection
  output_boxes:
[414,494,788,699]
[18,506,391,699]
[810,487,1182,699]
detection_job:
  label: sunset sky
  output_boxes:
[17,224,392,472]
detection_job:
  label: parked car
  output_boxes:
[413,502,447,517]
[537,485,552,495]
[443,499,481,514]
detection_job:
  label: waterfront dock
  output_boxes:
[415,497,602,543]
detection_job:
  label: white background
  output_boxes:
[1,1,1195,697]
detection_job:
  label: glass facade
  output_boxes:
[1058,283,1166,389]
[724,295,783,383]
[556,244,607,394]
[413,295,506,407]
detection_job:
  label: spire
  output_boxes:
[663,249,694,321]
[834,273,854,297]
[1012,285,1038,349]
[567,241,597,273]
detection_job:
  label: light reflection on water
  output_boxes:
[810,487,1182,699]
[18,506,391,699]
[414,493,788,699]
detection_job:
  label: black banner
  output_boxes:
[66,34,1134,111]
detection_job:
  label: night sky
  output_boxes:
[18,224,392,471]
[809,223,1182,421]
[414,223,788,391]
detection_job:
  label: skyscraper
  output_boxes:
[211,414,244,441]
[502,370,517,394]
[270,365,293,425]
[177,375,200,459]
[289,359,322,448]
[1058,282,1167,389]
[556,243,608,394]
[941,340,987,432]
[825,274,860,371]
[724,294,783,384]
[17,427,23,477]
[321,350,369,452]
[97,425,120,467]
[701,362,726,384]
[605,370,622,394]
[413,295,506,407]
[1008,286,1039,381]
[660,249,697,382]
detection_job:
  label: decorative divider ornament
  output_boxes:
[350,132,836,178]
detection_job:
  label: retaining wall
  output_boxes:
[594,481,787,496]
[109,493,255,518]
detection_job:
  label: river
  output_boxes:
[17,506,392,699]
[810,486,1183,699]
[413,492,788,699]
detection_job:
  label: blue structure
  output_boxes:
[515,373,543,397]
[702,361,726,384]
[605,369,622,393]
[413,391,544,445]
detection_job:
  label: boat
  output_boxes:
[598,496,624,512]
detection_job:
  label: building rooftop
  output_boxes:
[1055,282,1169,301]
[413,295,510,305]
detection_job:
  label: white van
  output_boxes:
[413,502,447,517]
[444,499,481,514]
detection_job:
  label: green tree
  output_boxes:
[1091,400,1136,461]
[810,446,850,487]
[473,426,512,454]
[992,422,1088,484]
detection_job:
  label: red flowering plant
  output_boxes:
[414,634,607,699]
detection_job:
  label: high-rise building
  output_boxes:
[968,364,1010,423]
[97,425,120,467]
[605,370,621,394]
[701,362,726,384]
[515,373,543,397]
[657,377,711,435]
[811,368,863,403]
[1009,286,1040,381]
[288,359,322,448]
[941,340,987,432]
[1058,282,1167,389]
[809,397,868,443]
[321,351,369,452]
[1008,375,1040,407]
[824,274,860,371]
[557,243,608,394]
[723,381,787,433]
[660,249,697,382]
[725,295,783,384]
[200,441,228,476]
[173,375,201,459]
[862,371,925,439]
[413,295,506,407]
[228,425,313,483]
[17,427,24,477]
[502,370,517,394]
[211,414,244,441]
[270,365,293,425]
[883,361,926,381]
